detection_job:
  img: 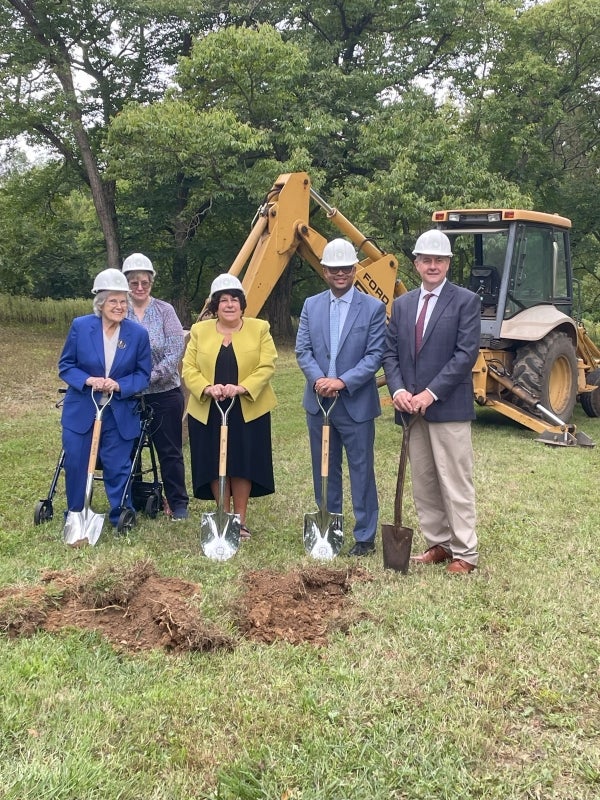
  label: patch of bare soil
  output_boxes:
[0,562,373,652]
[237,565,373,646]
[0,561,233,653]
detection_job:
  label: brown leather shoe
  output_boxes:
[446,559,476,574]
[410,545,452,564]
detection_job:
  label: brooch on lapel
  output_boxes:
[117,340,126,349]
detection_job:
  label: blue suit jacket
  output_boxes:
[382,281,481,422]
[295,289,387,423]
[59,315,152,439]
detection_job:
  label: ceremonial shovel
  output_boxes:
[381,416,414,573]
[303,392,344,560]
[200,397,241,561]
[63,389,113,547]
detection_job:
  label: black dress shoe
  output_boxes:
[349,541,375,556]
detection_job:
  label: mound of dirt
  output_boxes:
[238,565,373,646]
[0,561,372,652]
[0,561,233,653]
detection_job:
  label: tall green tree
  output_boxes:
[0,162,101,297]
[9,0,594,323]
[108,8,524,328]
[0,0,216,269]
[472,0,600,309]
[107,98,267,322]
[330,91,530,285]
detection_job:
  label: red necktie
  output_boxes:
[415,293,434,354]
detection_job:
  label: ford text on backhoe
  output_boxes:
[211,172,599,446]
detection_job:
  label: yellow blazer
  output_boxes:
[182,317,278,424]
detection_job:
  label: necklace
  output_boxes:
[216,319,243,335]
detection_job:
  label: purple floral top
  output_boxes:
[128,298,185,393]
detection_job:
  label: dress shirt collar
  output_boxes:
[329,286,355,304]
[419,278,446,300]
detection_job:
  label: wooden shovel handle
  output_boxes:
[321,423,330,479]
[87,418,102,474]
[219,424,228,478]
[394,418,413,526]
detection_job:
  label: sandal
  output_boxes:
[240,524,252,541]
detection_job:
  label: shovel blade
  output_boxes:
[303,511,344,560]
[381,523,413,573]
[63,509,105,547]
[200,510,241,562]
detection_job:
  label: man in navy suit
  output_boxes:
[59,269,152,528]
[296,238,387,556]
[383,230,481,573]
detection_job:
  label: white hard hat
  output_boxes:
[210,273,245,297]
[122,252,155,276]
[413,230,453,257]
[320,238,358,267]
[91,268,130,294]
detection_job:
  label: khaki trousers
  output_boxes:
[408,416,478,565]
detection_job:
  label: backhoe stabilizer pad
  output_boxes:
[535,429,595,448]
[574,430,595,448]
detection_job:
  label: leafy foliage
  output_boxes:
[0,163,103,298]
[472,0,600,310]
[0,0,598,319]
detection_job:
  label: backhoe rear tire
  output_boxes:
[580,368,600,418]
[512,331,578,422]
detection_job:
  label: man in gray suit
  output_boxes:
[296,238,387,556]
[383,230,481,573]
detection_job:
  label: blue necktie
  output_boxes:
[328,298,340,377]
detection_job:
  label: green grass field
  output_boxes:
[1,321,599,799]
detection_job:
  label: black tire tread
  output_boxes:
[580,368,600,418]
[512,331,578,420]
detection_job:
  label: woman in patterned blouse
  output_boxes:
[123,253,189,521]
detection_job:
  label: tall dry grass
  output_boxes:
[0,294,91,330]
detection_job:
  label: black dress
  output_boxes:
[188,343,275,500]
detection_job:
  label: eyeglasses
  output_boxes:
[325,266,354,274]
[128,280,151,288]
[106,299,129,308]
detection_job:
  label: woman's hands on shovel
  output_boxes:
[86,376,120,393]
[203,383,247,401]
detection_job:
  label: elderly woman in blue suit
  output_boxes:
[58,268,152,527]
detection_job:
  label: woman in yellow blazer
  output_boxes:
[182,274,277,539]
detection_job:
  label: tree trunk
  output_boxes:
[9,0,122,269]
[54,61,121,268]
[264,261,295,343]
[171,246,192,328]
[170,178,194,327]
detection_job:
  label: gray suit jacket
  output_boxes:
[295,289,387,423]
[382,281,481,422]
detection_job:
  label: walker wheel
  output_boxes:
[34,500,54,525]
[144,493,160,519]
[116,508,136,536]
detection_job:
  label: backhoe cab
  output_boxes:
[212,173,598,445]
[434,209,599,445]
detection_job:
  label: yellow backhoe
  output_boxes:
[207,172,599,446]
